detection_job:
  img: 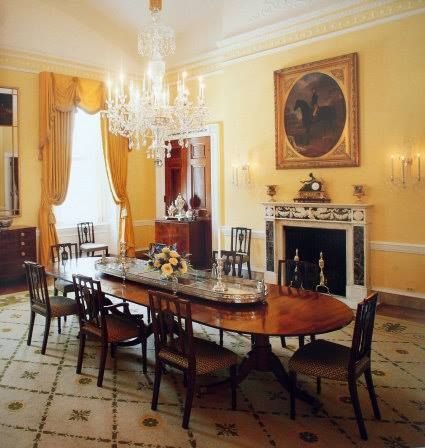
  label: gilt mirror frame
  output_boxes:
[0,86,20,216]
[274,52,359,169]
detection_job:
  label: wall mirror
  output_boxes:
[0,87,20,216]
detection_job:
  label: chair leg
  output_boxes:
[364,369,381,420]
[348,377,368,440]
[97,343,108,387]
[230,365,237,410]
[57,317,61,334]
[110,343,116,358]
[76,333,86,374]
[182,372,196,429]
[247,261,252,280]
[151,361,162,411]
[27,311,36,346]
[141,335,147,374]
[316,377,321,394]
[219,329,224,346]
[280,336,287,348]
[183,371,188,387]
[147,306,151,324]
[41,318,51,355]
[298,336,305,347]
[54,287,58,296]
[310,334,316,342]
[237,261,243,278]
[289,370,296,419]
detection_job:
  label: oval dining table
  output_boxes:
[46,257,354,404]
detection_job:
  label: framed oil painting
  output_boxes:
[274,53,359,169]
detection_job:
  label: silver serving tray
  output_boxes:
[95,257,267,305]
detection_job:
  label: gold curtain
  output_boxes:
[38,72,135,265]
[101,119,136,257]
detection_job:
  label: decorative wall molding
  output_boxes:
[168,0,425,77]
[370,241,425,255]
[2,1,424,79]
[221,226,425,256]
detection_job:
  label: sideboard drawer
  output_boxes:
[0,226,37,282]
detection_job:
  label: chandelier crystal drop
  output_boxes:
[103,0,208,166]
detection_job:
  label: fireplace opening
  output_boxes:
[284,226,346,296]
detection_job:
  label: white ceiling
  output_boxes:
[0,0,379,73]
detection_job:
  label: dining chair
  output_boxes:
[72,274,147,387]
[77,222,109,257]
[212,250,242,346]
[288,292,381,440]
[278,258,320,349]
[230,227,252,279]
[148,289,239,429]
[50,243,78,297]
[25,261,78,354]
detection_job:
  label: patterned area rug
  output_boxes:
[0,291,424,448]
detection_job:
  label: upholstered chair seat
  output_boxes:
[80,242,109,253]
[289,339,370,381]
[158,337,239,375]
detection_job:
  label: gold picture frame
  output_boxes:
[274,53,359,169]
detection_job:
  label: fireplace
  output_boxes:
[263,202,371,306]
[284,226,346,296]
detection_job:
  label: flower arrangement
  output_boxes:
[147,246,189,279]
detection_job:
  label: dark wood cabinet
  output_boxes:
[0,226,36,282]
[165,137,211,217]
[155,219,211,269]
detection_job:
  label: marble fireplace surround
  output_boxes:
[263,202,371,307]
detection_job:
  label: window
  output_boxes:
[54,109,116,229]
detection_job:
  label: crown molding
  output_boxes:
[0,47,143,80]
[1,1,423,81]
[168,0,425,78]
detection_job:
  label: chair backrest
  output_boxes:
[77,222,95,245]
[350,292,379,367]
[278,259,320,290]
[148,290,195,369]
[212,250,239,276]
[230,227,252,256]
[72,274,106,335]
[24,261,51,313]
[50,243,79,263]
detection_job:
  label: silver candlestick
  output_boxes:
[119,241,129,284]
[213,258,227,292]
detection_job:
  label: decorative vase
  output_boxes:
[175,193,186,218]
[266,185,278,202]
[353,184,365,202]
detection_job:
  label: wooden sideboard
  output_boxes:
[0,226,36,282]
[155,219,211,269]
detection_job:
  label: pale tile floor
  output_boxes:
[0,291,424,448]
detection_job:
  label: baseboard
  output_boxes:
[374,287,425,312]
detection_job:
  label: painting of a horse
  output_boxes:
[284,72,346,157]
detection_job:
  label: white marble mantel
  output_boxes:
[263,202,372,307]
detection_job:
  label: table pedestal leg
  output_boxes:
[204,334,316,404]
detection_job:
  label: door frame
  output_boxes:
[156,123,220,251]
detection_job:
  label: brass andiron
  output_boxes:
[290,248,301,288]
[316,252,330,294]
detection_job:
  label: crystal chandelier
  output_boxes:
[103,0,208,166]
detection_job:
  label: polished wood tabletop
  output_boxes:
[46,258,353,337]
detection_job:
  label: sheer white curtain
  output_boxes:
[55,109,118,250]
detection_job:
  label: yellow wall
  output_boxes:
[198,14,425,293]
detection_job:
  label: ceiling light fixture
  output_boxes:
[103,0,208,166]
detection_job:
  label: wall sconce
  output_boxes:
[232,163,251,186]
[390,153,421,186]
